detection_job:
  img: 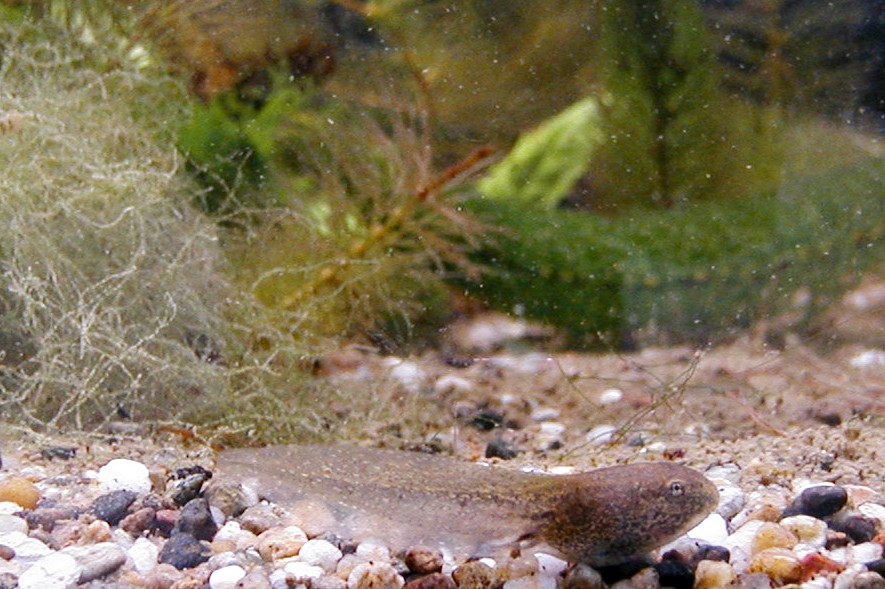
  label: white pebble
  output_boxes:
[285,561,325,580]
[585,424,617,445]
[97,459,151,494]
[298,539,343,572]
[780,515,827,548]
[355,540,390,561]
[848,542,883,564]
[0,514,28,534]
[641,441,667,454]
[687,513,729,545]
[209,565,247,589]
[705,463,742,484]
[539,422,566,436]
[0,531,52,564]
[531,407,560,421]
[534,553,568,577]
[434,375,473,395]
[598,388,623,405]
[18,552,82,589]
[0,501,23,515]
[347,561,403,589]
[849,349,885,368]
[722,520,766,573]
[386,361,426,394]
[127,537,159,574]
[834,564,868,589]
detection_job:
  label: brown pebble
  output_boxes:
[155,509,180,535]
[798,553,843,581]
[452,561,501,589]
[562,564,605,589]
[405,572,456,589]
[0,476,40,509]
[0,544,14,560]
[752,522,798,554]
[748,548,803,585]
[120,506,158,534]
[142,562,183,589]
[81,519,113,544]
[239,503,286,535]
[405,546,444,574]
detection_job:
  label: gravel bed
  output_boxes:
[1,435,884,589]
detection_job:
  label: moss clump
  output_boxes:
[0,18,330,440]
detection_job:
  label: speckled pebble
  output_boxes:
[299,538,343,572]
[694,559,737,589]
[208,564,246,589]
[0,477,40,510]
[166,466,213,507]
[453,561,500,589]
[0,572,17,589]
[748,548,803,585]
[91,489,138,525]
[562,563,605,589]
[97,459,152,494]
[257,526,308,562]
[206,480,259,518]
[402,545,442,574]
[348,561,405,589]
[61,541,126,582]
[17,551,81,589]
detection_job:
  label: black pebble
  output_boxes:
[92,490,137,525]
[596,559,653,584]
[468,409,505,431]
[865,558,885,577]
[173,498,217,541]
[782,485,847,518]
[158,533,210,570]
[485,438,519,460]
[655,559,694,589]
[832,515,878,544]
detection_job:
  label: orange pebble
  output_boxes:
[0,476,40,509]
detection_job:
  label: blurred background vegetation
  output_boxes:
[0,0,882,438]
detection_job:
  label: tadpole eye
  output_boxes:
[669,480,685,496]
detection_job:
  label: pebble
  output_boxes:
[857,503,885,527]
[206,480,259,518]
[694,559,737,589]
[0,515,27,535]
[748,548,803,585]
[833,516,878,544]
[780,515,828,548]
[785,485,848,519]
[434,375,473,395]
[208,564,247,589]
[485,438,519,460]
[387,360,427,394]
[158,533,210,569]
[24,506,80,532]
[405,572,456,589]
[654,559,693,589]
[534,553,568,577]
[239,570,274,589]
[17,551,81,589]
[714,480,747,520]
[687,513,729,545]
[0,572,17,589]
[611,566,659,589]
[257,525,308,562]
[91,489,138,525]
[598,388,623,405]
[0,477,40,509]
[0,545,12,561]
[562,563,605,589]
[313,574,349,589]
[0,531,51,564]
[284,561,325,581]
[128,537,160,574]
[238,503,286,535]
[853,572,885,589]
[585,424,617,446]
[348,561,405,589]
[174,498,218,541]
[61,541,126,582]
[299,538,343,572]
[752,522,798,553]
[452,560,500,589]
[97,459,152,494]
